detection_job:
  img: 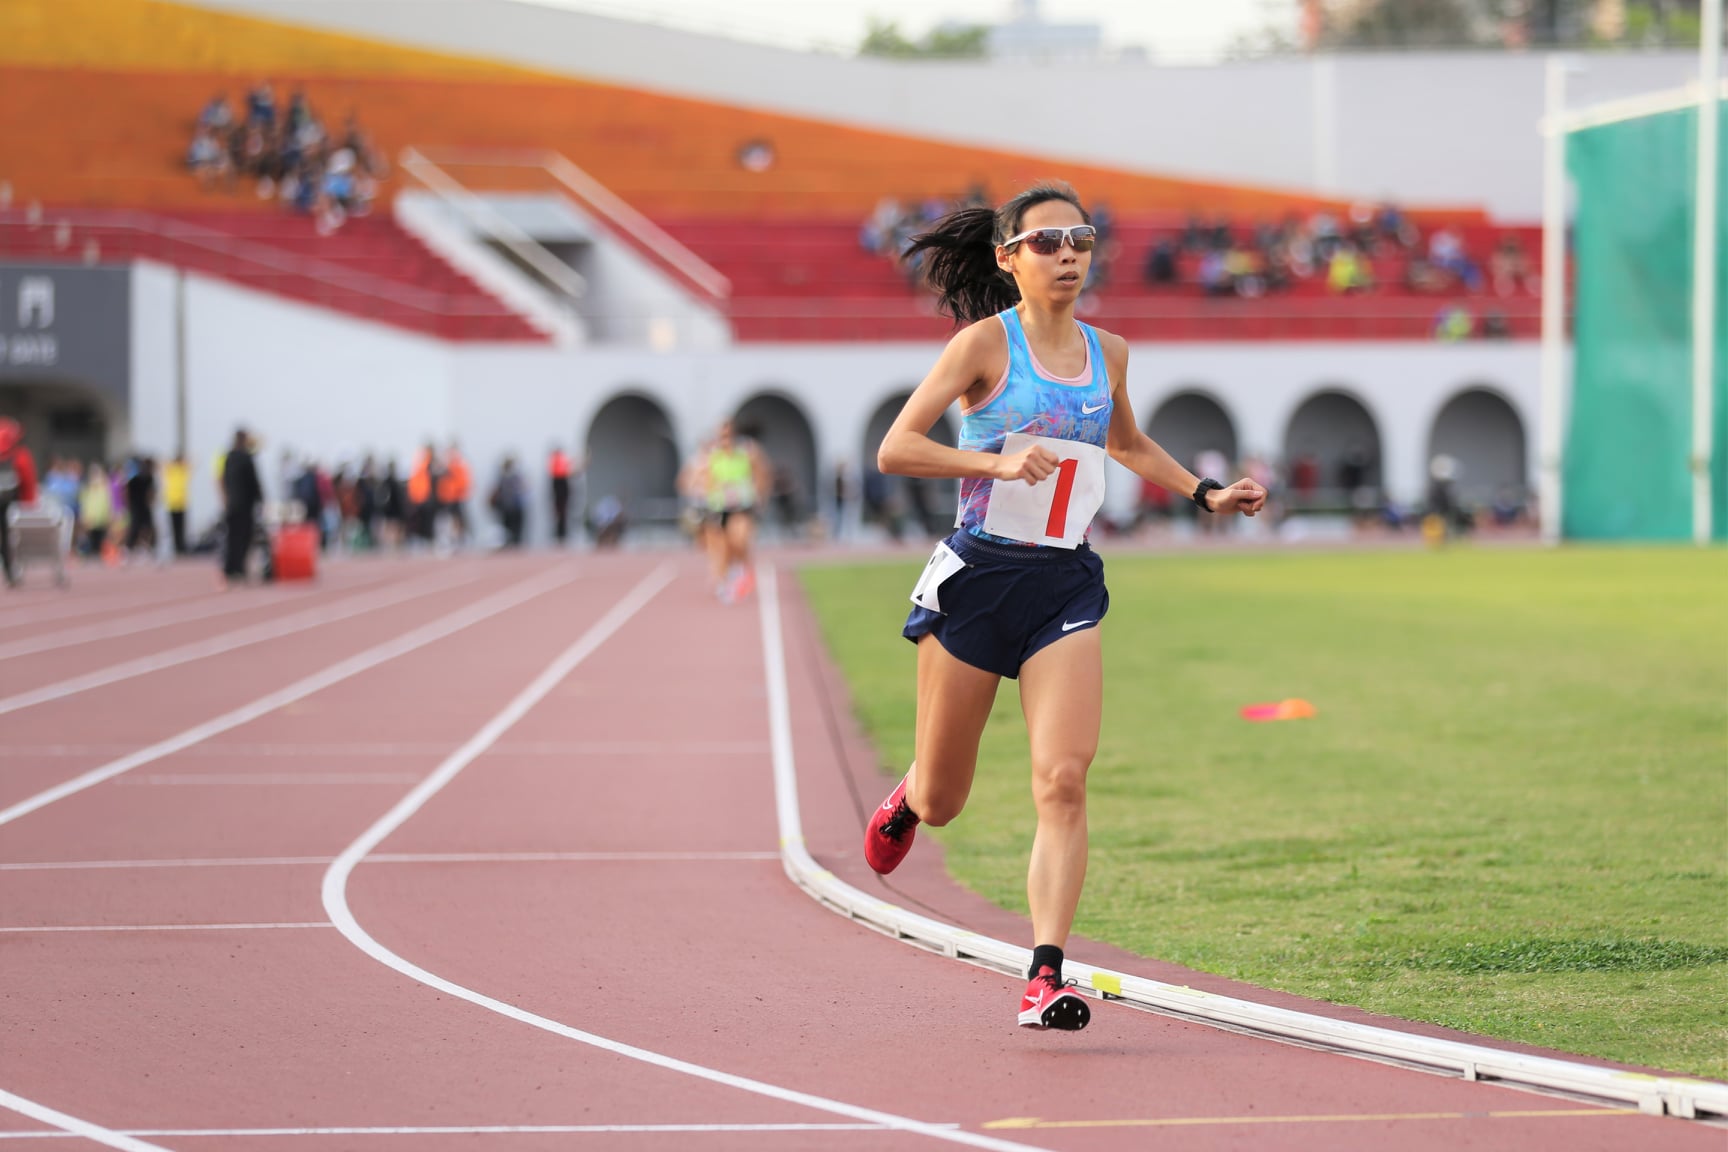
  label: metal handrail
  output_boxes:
[409,147,731,301]
[0,208,516,317]
[397,149,587,300]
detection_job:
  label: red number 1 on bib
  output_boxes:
[1044,458,1079,538]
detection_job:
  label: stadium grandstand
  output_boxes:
[0,0,1705,542]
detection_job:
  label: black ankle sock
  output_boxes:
[1029,944,1064,981]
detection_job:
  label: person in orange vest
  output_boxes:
[439,440,471,549]
[407,444,435,545]
[547,444,573,545]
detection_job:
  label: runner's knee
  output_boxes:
[909,774,967,826]
[1031,758,1090,814]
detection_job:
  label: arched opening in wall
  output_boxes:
[583,392,680,530]
[1427,387,1526,509]
[862,392,957,538]
[0,379,117,466]
[1146,390,1239,474]
[1283,389,1382,510]
[733,391,817,534]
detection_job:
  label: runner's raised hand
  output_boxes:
[1208,478,1268,516]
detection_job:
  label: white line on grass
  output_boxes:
[0,566,577,828]
[0,1088,173,1152]
[320,563,1049,1152]
[0,568,484,717]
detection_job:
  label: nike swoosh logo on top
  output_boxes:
[1081,401,1108,414]
[1061,619,1094,632]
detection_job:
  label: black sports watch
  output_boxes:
[1192,477,1224,511]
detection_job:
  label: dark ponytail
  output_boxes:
[903,181,1091,327]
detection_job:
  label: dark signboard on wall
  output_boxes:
[0,263,132,415]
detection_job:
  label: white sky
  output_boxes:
[521,0,1299,62]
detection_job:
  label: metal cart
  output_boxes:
[6,502,73,588]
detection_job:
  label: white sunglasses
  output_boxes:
[1002,225,1098,254]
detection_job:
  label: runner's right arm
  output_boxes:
[878,320,1056,485]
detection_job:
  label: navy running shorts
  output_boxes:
[902,530,1108,679]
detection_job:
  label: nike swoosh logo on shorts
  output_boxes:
[1081,401,1107,414]
[1061,619,1094,632]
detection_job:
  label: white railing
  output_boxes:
[403,147,731,302]
[398,148,587,301]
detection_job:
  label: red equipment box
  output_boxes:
[272,524,318,582]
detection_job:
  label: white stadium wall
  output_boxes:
[130,268,455,534]
[126,263,1538,546]
[128,261,181,462]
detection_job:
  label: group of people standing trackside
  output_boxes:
[865,181,1267,1031]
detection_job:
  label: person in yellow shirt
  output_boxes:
[79,463,113,560]
[163,454,190,556]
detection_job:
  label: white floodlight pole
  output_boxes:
[1539,56,1572,545]
[1692,1,1722,544]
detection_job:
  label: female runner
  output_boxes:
[864,182,1266,1030]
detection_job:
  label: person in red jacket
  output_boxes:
[0,417,41,587]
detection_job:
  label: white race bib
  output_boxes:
[909,540,968,613]
[980,433,1107,548]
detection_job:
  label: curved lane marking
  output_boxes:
[0,566,577,828]
[755,564,1728,1122]
[320,563,1052,1152]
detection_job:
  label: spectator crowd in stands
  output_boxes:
[186,82,387,234]
[863,194,1537,339]
[1141,204,1534,303]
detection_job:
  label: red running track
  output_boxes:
[0,551,1717,1151]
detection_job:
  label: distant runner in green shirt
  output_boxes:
[700,419,770,603]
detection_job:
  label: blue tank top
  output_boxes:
[955,308,1113,544]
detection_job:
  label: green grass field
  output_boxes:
[799,544,1728,1080]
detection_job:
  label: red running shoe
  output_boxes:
[862,774,920,874]
[1018,966,1091,1031]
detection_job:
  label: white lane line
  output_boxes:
[4,741,770,758]
[320,564,1049,1152]
[0,568,485,717]
[487,741,772,755]
[1,743,456,758]
[0,1089,172,1152]
[0,1122,930,1138]
[0,922,331,933]
[366,851,783,864]
[0,572,397,662]
[0,852,779,872]
[0,857,333,871]
[0,587,209,633]
[118,773,424,786]
[0,566,577,828]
